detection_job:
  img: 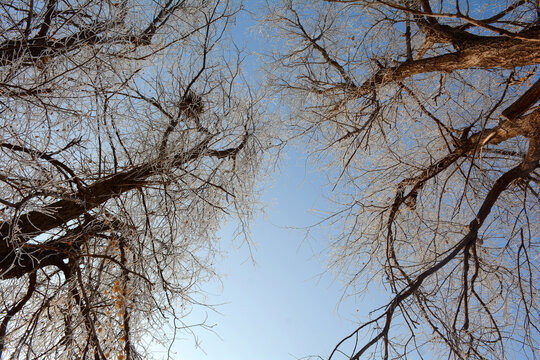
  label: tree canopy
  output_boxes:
[0,0,263,358]
[0,0,539,359]
[264,0,539,359]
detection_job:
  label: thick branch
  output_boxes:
[353,33,540,98]
[0,272,36,357]
[0,218,115,279]
[0,137,248,264]
[350,134,539,360]
[502,77,540,121]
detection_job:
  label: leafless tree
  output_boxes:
[0,0,263,359]
[264,0,539,359]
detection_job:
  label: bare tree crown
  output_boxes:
[263,0,539,359]
[0,0,539,359]
[0,0,263,359]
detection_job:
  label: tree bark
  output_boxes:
[353,30,540,97]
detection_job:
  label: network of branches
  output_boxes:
[264,0,539,359]
[0,0,263,359]
[1,0,539,359]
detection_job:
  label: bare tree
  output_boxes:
[264,0,539,359]
[0,0,263,359]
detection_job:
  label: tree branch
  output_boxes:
[0,135,249,276]
[351,32,540,98]
[349,134,539,359]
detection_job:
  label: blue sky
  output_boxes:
[165,3,388,359]
[171,149,384,360]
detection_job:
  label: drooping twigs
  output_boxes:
[344,132,539,360]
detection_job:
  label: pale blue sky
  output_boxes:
[171,149,383,360]
[166,3,387,359]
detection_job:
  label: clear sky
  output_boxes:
[170,149,383,360]
[163,3,388,359]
